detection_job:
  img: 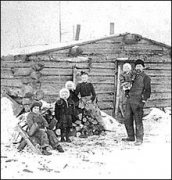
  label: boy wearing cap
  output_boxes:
[18,101,64,154]
[55,88,75,142]
[25,101,52,155]
[122,59,151,146]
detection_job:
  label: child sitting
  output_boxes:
[17,101,64,154]
[120,63,136,98]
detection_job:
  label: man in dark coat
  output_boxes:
[122,59,151,146]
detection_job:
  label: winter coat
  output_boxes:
[69,90,79,107]
[128,71,151,104]
[54,98,75,129]
[75,82,96,102]
[26,112,49,148]
[27,112,49,130]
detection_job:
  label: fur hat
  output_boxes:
[134,59,145,67]
[30,101,42,111]
[59,88,70,99]
[123,63,132,71]
[65,81,75,90]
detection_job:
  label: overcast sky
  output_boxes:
[1,1,171,55]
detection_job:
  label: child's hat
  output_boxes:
[59,88,70,98]
[65,81,75,90]
[30,101,42,110]
[134,59,145,67]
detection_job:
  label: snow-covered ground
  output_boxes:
[1,97,171,179]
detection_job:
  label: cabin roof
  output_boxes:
[5,32,171,56]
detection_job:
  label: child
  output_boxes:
[25,101,52,155]
[75,71,105,131]
[65,81,79,108]
[65,81,80,122]
[120,63,136,98]
[18,101,64,154]
[54,88,75,142]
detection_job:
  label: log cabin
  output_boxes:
[1,33,171,118]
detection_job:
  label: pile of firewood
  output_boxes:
[50,109,105,138]
[72,111,105,137]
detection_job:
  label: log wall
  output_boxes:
[1,34,171,116]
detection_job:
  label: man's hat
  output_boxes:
[134,59,145,67]
[30,101,42,111]
[80,71,88,76]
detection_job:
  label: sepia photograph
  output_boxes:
[1,1,171,179]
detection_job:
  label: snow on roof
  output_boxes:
[3,33,171,57]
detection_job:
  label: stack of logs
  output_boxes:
[44,107,105,139]
[72,110,105,137]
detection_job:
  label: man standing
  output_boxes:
[122,59,151,146]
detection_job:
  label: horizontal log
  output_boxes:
[41,68,73,76]
[97,101,114,110]
[145,69,171,76]
[150,76,171,84]
[97,94,114,102]
[1,61,34,68]
[41,84,64,95]
[145,99,171,108]
[1,79,22,87]
[1,69,14,78]
[150,92,171,100]
[145,63,171,70]
[41,68,116,76]
[40,75,72,83]
[145,55,171,63]
[123,44,163,51]
[151,84,171,92]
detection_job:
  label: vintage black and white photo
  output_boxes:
[1,1,171,179]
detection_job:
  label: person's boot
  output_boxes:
[122,137,135,142]
[66,134,71,142]
[61,129,66,142]
[134,139,143,146]
[42,147,52,155]
[66,128,71,143]
[61,137,65,142]
[56,144,64,153]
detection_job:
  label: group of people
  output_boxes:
[17,71,105,155]
[17,59,151,155]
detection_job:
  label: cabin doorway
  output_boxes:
[113,59,135,121]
